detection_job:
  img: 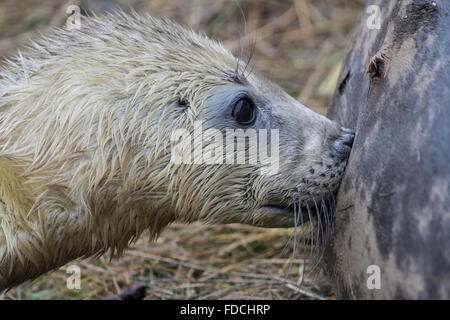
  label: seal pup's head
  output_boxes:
[126,15,356,229]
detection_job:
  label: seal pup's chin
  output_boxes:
[260,204,296,217]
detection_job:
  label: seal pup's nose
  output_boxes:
[331,127,355,161]
[340,127,355,148]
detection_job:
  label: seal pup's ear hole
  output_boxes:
[177,98,190,108]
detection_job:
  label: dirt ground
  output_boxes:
[0,0,363,300]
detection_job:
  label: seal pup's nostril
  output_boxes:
[342,132,355,148]
[330,128,355,161]
[340,127,355,148]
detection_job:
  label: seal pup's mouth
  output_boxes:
[260,194,332,220]
[261,204,304,218]
[253,203,309,229]
[262,204,294,216]
[257,202,316,228]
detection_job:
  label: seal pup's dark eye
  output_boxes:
[232,97,256,125]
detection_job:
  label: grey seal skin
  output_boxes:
[325,0,450,299]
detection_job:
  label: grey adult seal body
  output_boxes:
[326,0,450,299]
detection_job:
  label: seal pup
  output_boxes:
[0,12,354,289]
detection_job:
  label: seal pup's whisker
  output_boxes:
[313,197,322,254]
[309,197,323,274]
[299,197,307,279]
[306,203,315,260]
[321,196,331,247]
[314,197,333,274]
[285,198,300,280]
[243,37,257,79]
[329,191,337,219]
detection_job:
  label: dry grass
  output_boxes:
[7,224,334,300]
[0,0,363,299]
